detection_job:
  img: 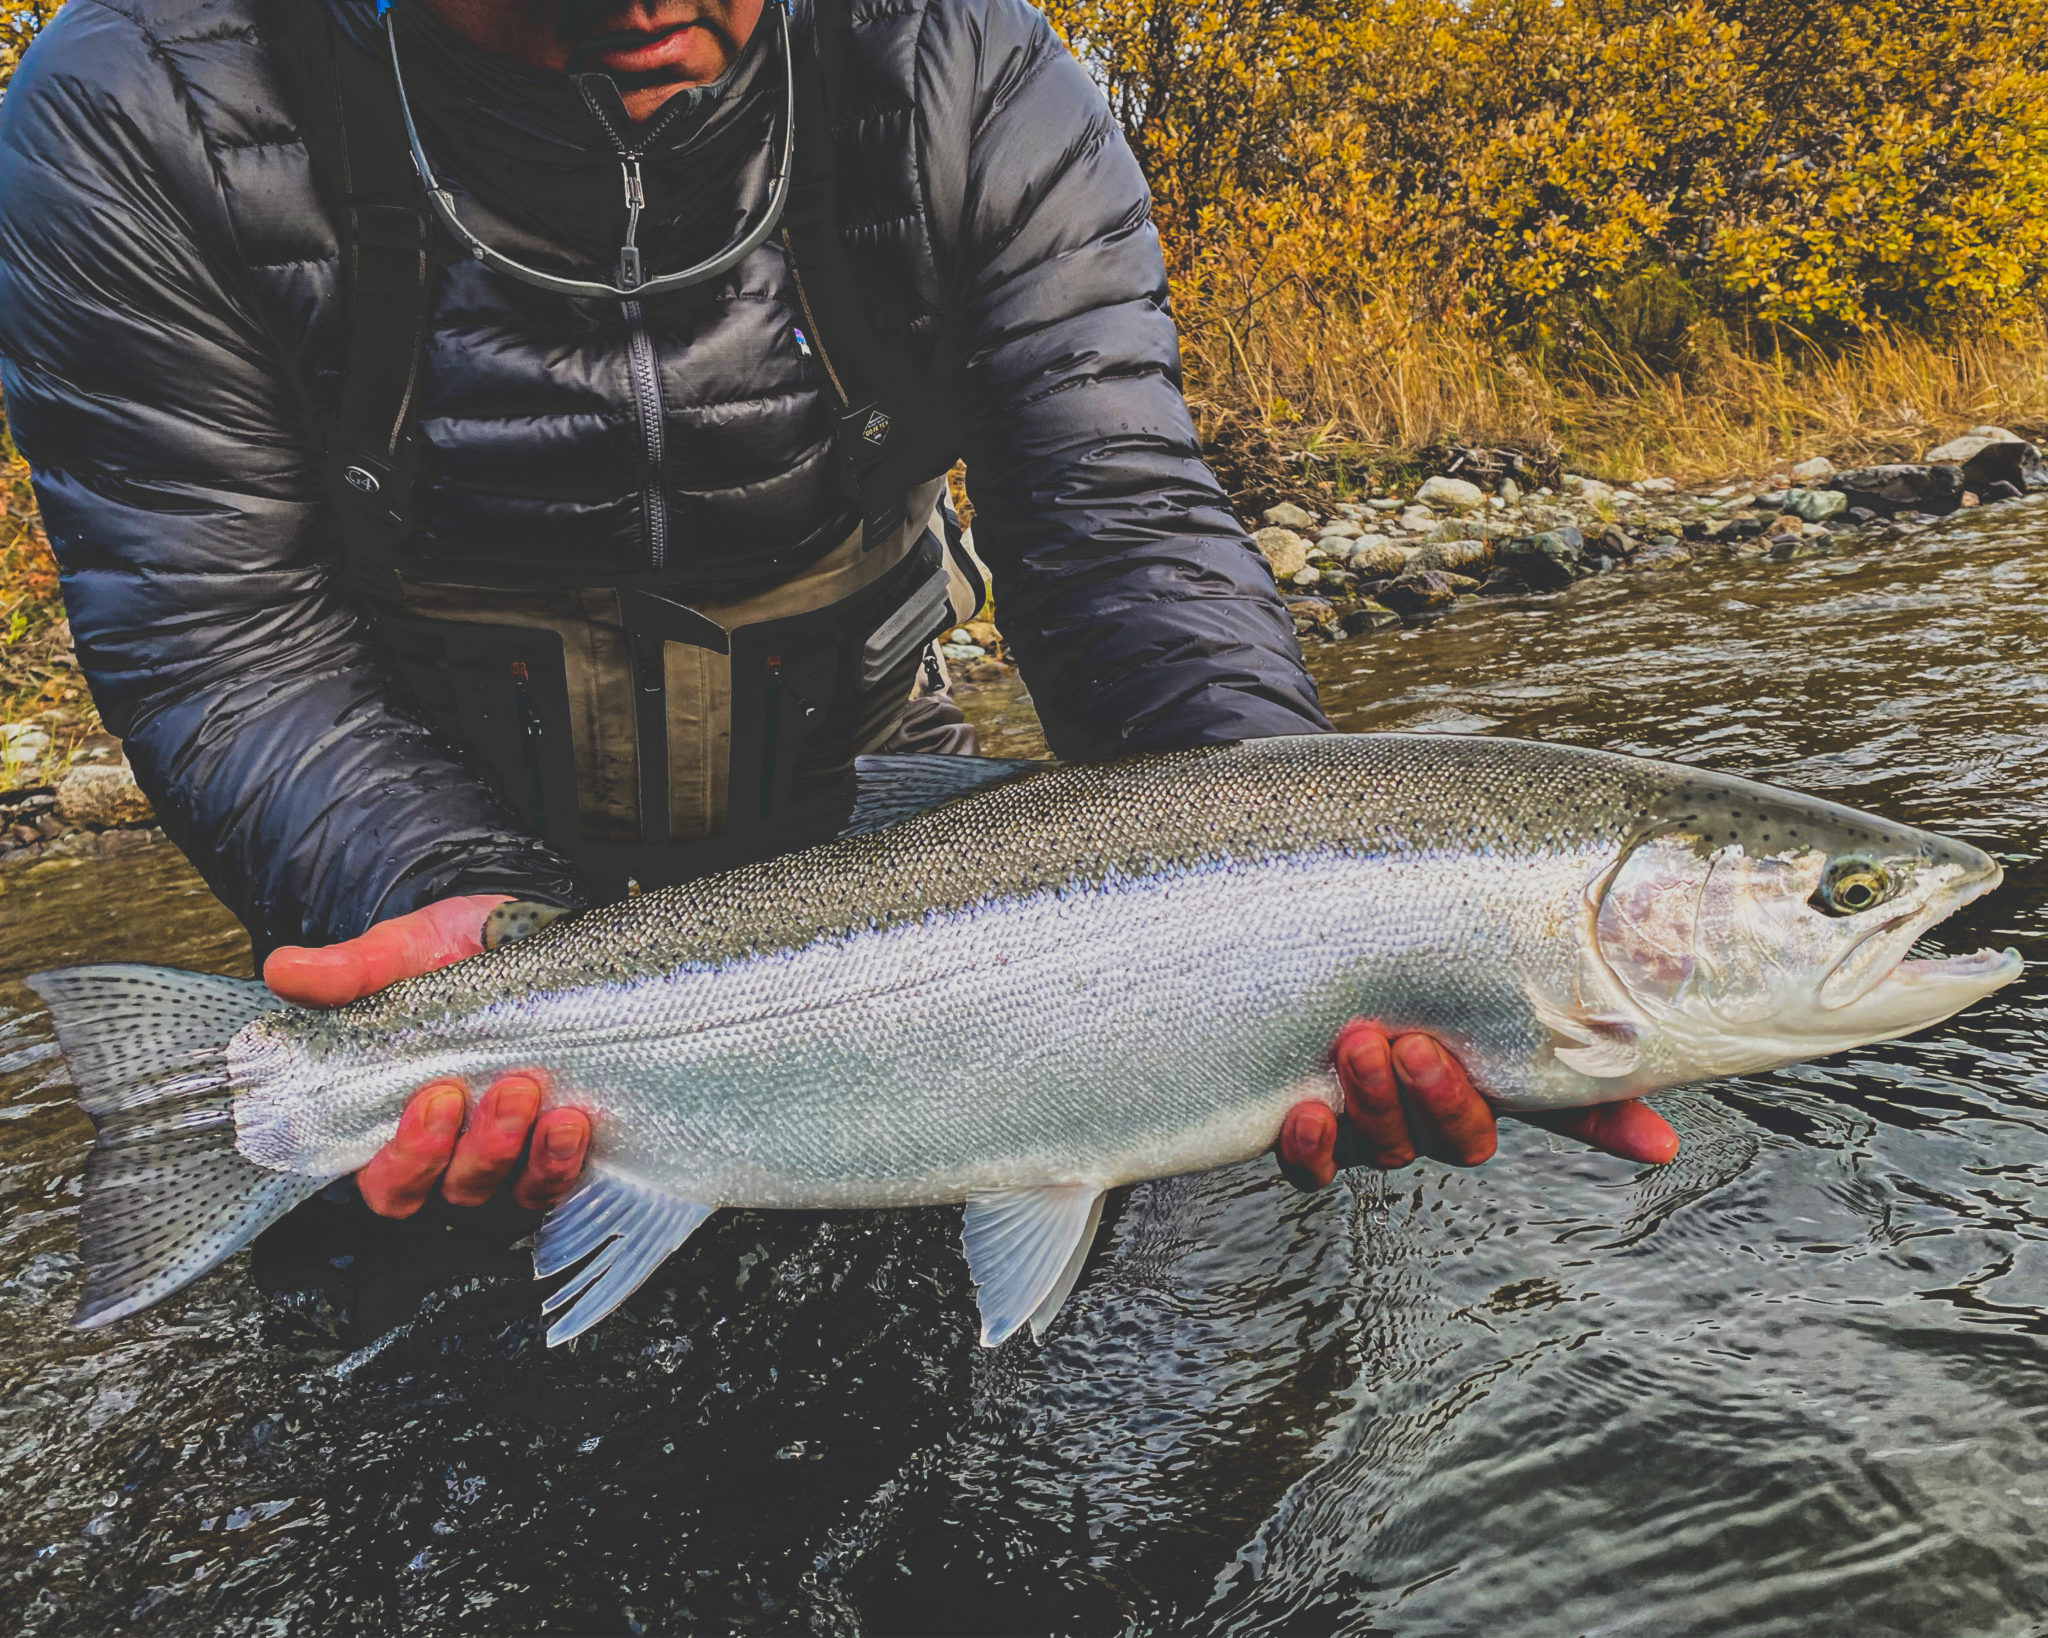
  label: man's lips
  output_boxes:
[585,22,704,72]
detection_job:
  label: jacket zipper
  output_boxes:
[621,297,668,572]
[780,227,849,407]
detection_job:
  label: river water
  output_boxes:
[4,501,2047,1636]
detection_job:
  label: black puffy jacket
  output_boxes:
[0,0,1328,952]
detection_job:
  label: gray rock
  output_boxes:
[1924,427,2048,493]
[1347,539,1411,578]
[1367,497,1405,513]
[1262,502,1317,530]
[1252,527,1309,579]
[1415,476,1485,512]
[1828,464,1965,517]
[1495,532,1580,590]
[1789,456,1836,484]
[1316,519,1364,542]
[1633,543,1693,570]
[1498,478,1521,504]
[1411,538,1492,574]
[1289,566,1322,588]
[1376,570,1461,616]
[1284,596,1337,632]
[1781,487,1848,522]
[54,761,154,829]
[1636,476,1677,494]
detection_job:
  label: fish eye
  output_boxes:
[1811,856,1892,917]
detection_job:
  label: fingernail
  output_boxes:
[1393,1034,1443,1088]
[544,1118,584,1160]
[424,1087,465,1139]
[495,1079,540,1134]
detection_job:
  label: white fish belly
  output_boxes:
[511,848,1597,1207]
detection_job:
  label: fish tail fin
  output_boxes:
[26,966,327,1329]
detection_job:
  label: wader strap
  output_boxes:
[264,0,437,584]
[783,0,946,549]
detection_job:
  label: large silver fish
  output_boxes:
[30,734,2020,1348]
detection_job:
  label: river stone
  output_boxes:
[1782,488,1848,522]
[54,761,153,828]
[1376,570,1460,616]
[1317,519,1364,542]
[1633,543,1693,570]
[1636,476,1677,494]
[1284,596,1337,632]
[1925,427,2048,494]
[1344,540,1406,578]
[1828,464,1965,517]
[1415,476,1484,512]
[1252,528,1309,579]
[1495,533,1579,590]
[1411,539,1492,574]
[1290,566,1322,588]
[1789,456,1836,484]
[1340,601,1401,634]
[1262,502,1317,531]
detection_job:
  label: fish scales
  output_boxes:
[29,733,2021,1345]
[232,736,1667,1193]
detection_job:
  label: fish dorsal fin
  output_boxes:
[533,1168,715,1346]
[841,754,1052,838]
[961,1183,1105,1347]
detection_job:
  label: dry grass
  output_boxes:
[0,419,90,732]
[1179,281,2048,493]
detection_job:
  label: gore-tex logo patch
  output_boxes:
[861,409,893,447]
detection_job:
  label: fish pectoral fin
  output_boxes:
[841,753,1052,837]
[1530,992,1642,1080]
[534,1168,715,1347]
[961,1183,1105,1348]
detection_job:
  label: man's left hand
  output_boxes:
[1276,1019,1679,1188]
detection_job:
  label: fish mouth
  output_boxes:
[1818,861,2022,1025]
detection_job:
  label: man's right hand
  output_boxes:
[263,895,592,1218]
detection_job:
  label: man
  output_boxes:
[0,0,1673,1245]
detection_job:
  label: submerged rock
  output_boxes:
[1376,570,1461,616]
[1495,532,1580,590]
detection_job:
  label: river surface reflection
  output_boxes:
[4,501,2047,1635]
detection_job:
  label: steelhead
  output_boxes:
[30,734,2021,1348]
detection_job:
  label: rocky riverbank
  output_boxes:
[1235,425,2048,642]
[4,424,2042,864]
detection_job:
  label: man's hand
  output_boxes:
[263,895,592,1218]
[1276,1019,1678,1189]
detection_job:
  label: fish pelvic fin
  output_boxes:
[962,1183,1106,1347]
[534,1168,715,1346]
[25,965,325,1329]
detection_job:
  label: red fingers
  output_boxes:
[263,894,512,1009]
[1336,1021,1419,1168]
[512,1108,591,1211]
[1278,1101,1339,1190]
[358,1079,466,1218]
[1389,1031,1499,1166]
[440,1074,544,1207]
[1523,1099,1680,1165]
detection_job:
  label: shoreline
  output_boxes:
[7,429,2044,866]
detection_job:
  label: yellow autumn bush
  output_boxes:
[1046,0,2048,337]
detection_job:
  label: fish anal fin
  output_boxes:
[1027,1191,1105,1341]
[961,1183,1104,1348]
[841,754,1051,837]
[534,1168,714,1346]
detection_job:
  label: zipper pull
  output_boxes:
[617,159,645,290]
